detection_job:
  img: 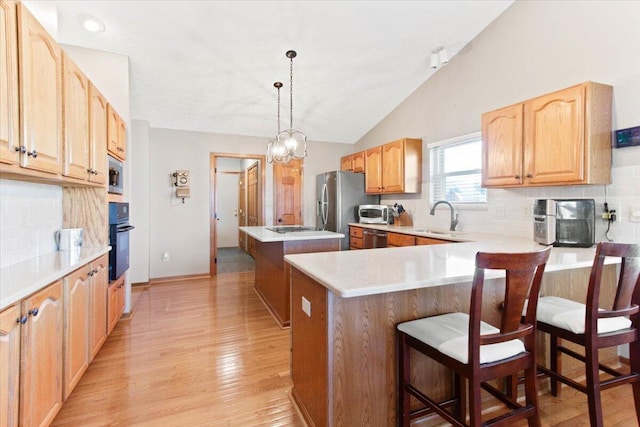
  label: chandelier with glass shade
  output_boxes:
[267,50,307,164]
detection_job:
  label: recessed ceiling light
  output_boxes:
[78,14,106,33]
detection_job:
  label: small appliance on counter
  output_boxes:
[55,228,83,251]
[533,199,595,247]
[358,204,391,225]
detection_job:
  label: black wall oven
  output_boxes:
[109,202,135,281]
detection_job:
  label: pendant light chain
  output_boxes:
[289,54,294,131]
[277,83,281,134]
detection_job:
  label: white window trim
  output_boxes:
[428,130,487,209]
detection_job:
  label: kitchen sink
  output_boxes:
[266,226,317,233]
[410,229,459,237]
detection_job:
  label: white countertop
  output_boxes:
[0,246,111,310]
[240,226,344,242]
[284,236,617,298]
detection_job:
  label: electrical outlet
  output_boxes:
[163,251,169,261]
[630,207,640,223]
[494,204,505,218]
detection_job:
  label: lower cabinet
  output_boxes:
[0,304,21,427]
[349,226,364,249]
[387,232,415,247]
[20,280,64,427]
[108,276,125,335]
[89,255,108,361]
[63,266,91,400]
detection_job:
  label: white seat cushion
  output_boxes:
[536,296,632,334]
[397,312,525,364]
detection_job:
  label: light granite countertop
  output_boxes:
[284,235,617,298]
[0,246,111,311]
[240,226,344,242]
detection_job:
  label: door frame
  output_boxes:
[210,153,265,275]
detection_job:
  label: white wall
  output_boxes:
[355,0,640,244]
[216,158,242,248]
[147,127,350,279]
[129,120,150,284]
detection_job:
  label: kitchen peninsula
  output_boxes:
[284,238,620,426]
[239,226,343,328]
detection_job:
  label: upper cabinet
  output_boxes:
[0,0,20,166]
[62,53,90,180]
[340,151,365,173]
[107,105,126,161]
[365,138,422,194]
[482,82,612,188]
[88,83,108,185]
[17,2,63,175]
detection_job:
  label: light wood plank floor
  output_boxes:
[52,272,638,427]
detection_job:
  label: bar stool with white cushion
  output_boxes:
[397,247,551,427]
[535,242,640,427]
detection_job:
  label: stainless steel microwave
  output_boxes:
[108,156,123,194]
[358,205,391,224]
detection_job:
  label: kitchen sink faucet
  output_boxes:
[430,200,459,231]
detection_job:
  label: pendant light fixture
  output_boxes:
[266,50,307,163]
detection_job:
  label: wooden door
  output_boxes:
[88,83,108,185]
[63,266,90,399]
[0,0,20,165]
[89,255,108,361]
[1,303,21,427]
[238,172,247,252]
[365,146,382,194]
[524,84,585,185]
[274,159,302,225]
[381,140,405,193]
[482,103,524,187]
[247,163,260,257]
[20,280,63,427]
[17,3,63,175]
[62,53,90,180]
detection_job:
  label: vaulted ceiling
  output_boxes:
[25,1,514,143]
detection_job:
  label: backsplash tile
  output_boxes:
[0,180,62,268]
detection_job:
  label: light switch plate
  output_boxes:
[630,207,640,223]
[302,296,311,317]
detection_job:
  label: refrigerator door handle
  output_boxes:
[321,183,329,226]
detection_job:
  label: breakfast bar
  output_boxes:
[239,226,343,328]
[284,238,620,426]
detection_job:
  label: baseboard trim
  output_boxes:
[149,273,211,285]
[131,281,149,287]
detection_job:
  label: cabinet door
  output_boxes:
[63,266,90,400]
[387,232,415,247]
[17,4,63,175]
[416,236,449,245]
[340,155,352,171]
[0,0,20,165]
[107,277,124,335]
[117,116,126,160]
[62,53,90,180]
[106,104,120,159]
[351,151,365,173]
[365,146,382,194]
[20,280,63,427]
[89,255,108,361]
[1,304,21,427]
[482,103,524,187]
[524,84,585,185]
[381,140,405,193]
[88,83,108,185]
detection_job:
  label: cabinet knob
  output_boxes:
[526,173,533,178]
[17,315,28,324]
[93,269,99,275]
[28,308,39,317]
[27,150,38,158]
[88,270,94,277]
[514,175,521,179]
[16,146,26,154]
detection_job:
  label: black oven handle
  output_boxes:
[116,225,135,232]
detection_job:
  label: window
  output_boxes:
[429,131,486,204]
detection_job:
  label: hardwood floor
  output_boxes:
[51,272,638,427]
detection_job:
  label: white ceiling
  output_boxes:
[25,1,513,144]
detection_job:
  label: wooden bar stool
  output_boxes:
[396,247,551,427]
[535,242,640,427]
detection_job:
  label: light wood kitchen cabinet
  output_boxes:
[20,280,64,427]
[63,265,90,400]
[365,138,422,194]
[107,104,126,161]
[1,303,21,427]
[415,236,449,245]
[340,154,352,171]
[108,276,125,335]
[482,81,612,188]
[88,83,108,185]
[340,151,365,173]
[349,226,364,249]
[62,53,90,181]
[16,2,64,175]
[387,232,415,247]
[89,255,108,361]
[0,0,20,166]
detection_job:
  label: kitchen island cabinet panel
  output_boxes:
[20,280,63,427]
[0,303,21,427]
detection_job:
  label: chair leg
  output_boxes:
[630,339,640,424]
[584,344,604,427]
[523,365,541,427]
[468,376,482,427]
[549,334,561,397]
[505,374,518,401]
[398,333,411,427]
[454,372,466,422]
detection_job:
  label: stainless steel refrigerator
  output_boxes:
[316,171,379,250]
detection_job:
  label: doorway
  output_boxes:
[210,153,265,275]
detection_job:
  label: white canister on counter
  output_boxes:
[56,228,83,251]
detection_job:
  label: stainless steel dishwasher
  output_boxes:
[363,229,388,249]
